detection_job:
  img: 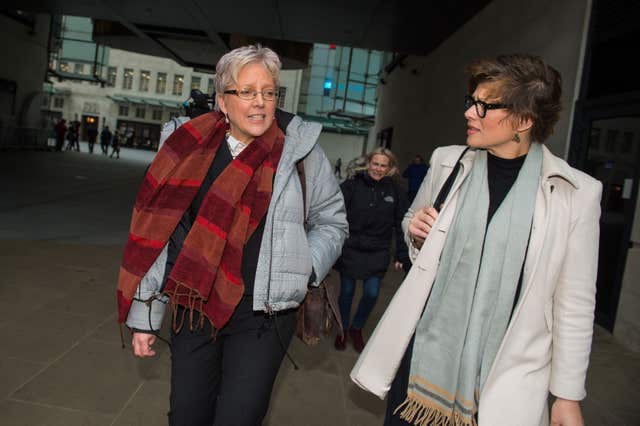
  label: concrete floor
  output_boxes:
[0,146,638,425]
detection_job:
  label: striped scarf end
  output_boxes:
[394,397,476,426]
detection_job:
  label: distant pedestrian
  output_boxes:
[100,126,112,155]
[54,119,67,152]
[110,130,121,159]
[70,121,80,151]
[64,127,75,151]
[334,157,342,178]
[87,126,98,154]
[402,155,429,203]
[334,147,409,354]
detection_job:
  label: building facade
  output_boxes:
[46,16,303,150]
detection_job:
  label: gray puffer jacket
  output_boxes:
[126,115,348,331]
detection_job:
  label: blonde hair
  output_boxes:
[367,147,399,177]
[214,45,281,110]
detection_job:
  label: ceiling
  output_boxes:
[7,0,492,70]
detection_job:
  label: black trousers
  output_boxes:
[384,336,414,426]
[168,298,297,426]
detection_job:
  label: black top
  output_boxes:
[487,151,526,222]
[334,173,409,279]
[163,141,267,295]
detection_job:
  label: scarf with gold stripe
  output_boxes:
[396,144,542,425]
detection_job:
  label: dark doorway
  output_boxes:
[567,0,640,331]
[569,100,640,331]
[116,119,161,151]
[81,114,99,141]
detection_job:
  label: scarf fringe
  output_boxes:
[394,397,477,426]
[166,282,214,338]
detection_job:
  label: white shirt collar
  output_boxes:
[225,133,248,159]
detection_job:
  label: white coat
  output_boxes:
[350,144,602,426]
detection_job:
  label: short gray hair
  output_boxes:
[214,45,281,110]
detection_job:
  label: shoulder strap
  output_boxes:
[433,147,469,213]
[296,159,307,223]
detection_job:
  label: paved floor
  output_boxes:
[0,147,638,425]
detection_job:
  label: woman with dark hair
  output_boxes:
[117,44,347,426]
[351,54,601,426]
[334,147,409,353]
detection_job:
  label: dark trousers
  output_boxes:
[168,298,297,426]
[88,137,96,153]
[384,336,414,425]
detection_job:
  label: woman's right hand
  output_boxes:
[408,206,439,249]
[132,332,157,358]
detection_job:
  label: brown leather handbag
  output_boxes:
[294,160,344,346]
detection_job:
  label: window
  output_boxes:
[59,61,69,73]
[152,109,163,120]
[156,72,167,94]
[53,97,64,108]
[139,70,151,92]
[207,78,214,95]
[107,67,117,87]
[172,74,184,96]
[191,76,201,91]
[136,107,146,119]
[119,105,129,116]
[277,87,287,108]
[122,68,134,90]
[74,63,85,75]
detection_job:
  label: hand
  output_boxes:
[394,261,403,271]
[550,398,584,426]
[132,332,157,358]
[408,206,439,249]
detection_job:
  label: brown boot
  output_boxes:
[349,328,365,353]
[334,334,346,351]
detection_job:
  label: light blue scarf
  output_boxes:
[396,144,542,426]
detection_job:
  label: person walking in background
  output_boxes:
[87,125,98,154]
[100,125,112,155]
[351,54,602,426]
[70,120,80,151]
[334,157,342,178]
[118,45,347,426]
[402,155,428,203]
[109,129,120,159]
[334,147,409,353]
[54,118,67,152]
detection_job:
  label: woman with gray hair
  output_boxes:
[117,44,347,425]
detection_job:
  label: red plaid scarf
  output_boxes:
[117,111,284,330]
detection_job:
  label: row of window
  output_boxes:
[106,67,214,96]
[50,97,171,122]
[118,105,171,121]
[52,91,288,115]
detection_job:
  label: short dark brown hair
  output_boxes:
[465,54,562,142]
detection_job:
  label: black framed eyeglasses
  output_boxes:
[224,87,278,101]
[464,95,509,118]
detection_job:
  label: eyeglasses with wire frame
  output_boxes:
[464,95,510,118]
[224,87,279,101]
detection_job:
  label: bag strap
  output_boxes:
[433,147,469,213]
[296,159,307,223]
